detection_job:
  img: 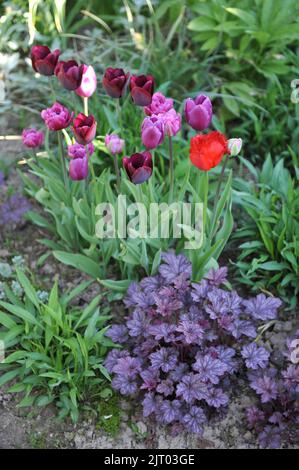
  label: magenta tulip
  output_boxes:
[144,92,173,116]
[123,152,153,184]
[105,134,125,155]
[161,109,181,137]
[41,102,73,131]
[185,94,212,131]
[22,128,44,148]
[31,45,60,76]
[69,157,88,181]
[75,65,97,98]
[55,60,84,90]
[102,67,129,98]
[130,75,154,107]
[72,113,97,145]
[141,115,164,149]
[68,142,95,159]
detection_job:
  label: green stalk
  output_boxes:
[113,153,121,192]
[210,153,229,239]
[58,131,68,189]
[168,135,174,202]
[83,97,88,116]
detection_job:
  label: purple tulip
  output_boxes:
[72,113,97,145]
[160,109,181,137]
[130,75,155,107]
[123,152,153,184]
[41,102,73,131]
[75,64,97,98]
[144,92,173,116]
[105,134,125,155]
[22,128,44,148]
[69,157,88,180]
[141,115,164,149]
[185,94,212,131]
[31,45,60,76]
[67,143,95,159]
[102,68,129,98]
[55,60,84,91]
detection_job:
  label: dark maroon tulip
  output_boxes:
[55,60,84,90]
[31,45,60,76]
[123,152,153,184]
[72,113,97,145]
[130,74,154,107]
[102,67,129,98]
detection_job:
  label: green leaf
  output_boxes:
[53,251,101,278]
[16,269,39,308]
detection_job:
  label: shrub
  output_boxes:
[104,252,293,446]
[0,269,113,422]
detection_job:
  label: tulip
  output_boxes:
[185,94,212,131]
[130,75,154,107]
[68,142,95,159]
[41,102,73,131]
[189,131,228,171]
[105,134,125,155]
[31,45,60,76]
[55,60,84,90]
[161,109,181,137]
[144,92,173,116]
[22,128,44,148]
[102,67,129,98]
[69,157,88,181]
[123,152,153,184]
[72,113,97,145]
[75,65,97,98]
[141,115,164,149]
[228,138,242,156]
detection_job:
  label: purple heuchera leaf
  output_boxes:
[243,294,282,321]
[205,387,229,408]
[182,406,206,434]
[156,379,174,397]
[142,392,157,417]
[258,426,281,449]
[176,320,204,345]
[249,371,278,403]
[106,324,129,344]
[241,343,270,369]
[193,354,226,384]
[150,347,178,373]
[176,373,209,403]
[112,374,137,395]
[104,349,129,373]
[205,267,228,285]
[159,251,192,283]
[112,356,141,378]
[160,399,182,423]
[246,406,266,429]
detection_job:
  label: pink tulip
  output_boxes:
[185,94,212,131]
[141,115,164,149]
[105,134,125,155]
[22,128,44,148]
[160,109,181,137]
[41,102,73,131]
[67,143,94,159]
[69,157,88,180]
[144,92,173,116]
[75,65,97,98]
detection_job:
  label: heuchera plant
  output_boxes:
[246,330,299,448]
[104,252,289,444]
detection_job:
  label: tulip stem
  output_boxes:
[115,99,122,130]
[31,149,39,167]
[83,97,88,116]
[58,131,68,190]
[49,77,56,101]
[168,135,174,202]
[210,153,229,239]
[113,153,121,192]
[86,145,96,182]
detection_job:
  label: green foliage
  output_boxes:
[0,270,114,422]
[232,154,299,308]
[97,395,121,437]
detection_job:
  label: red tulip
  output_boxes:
[55,60,84,90]
[189,131,228,171]
[130,74,154,107]
[102,67,129,98]
[31,45,60,76]
[72,113,97,145]
[123,152,153,184]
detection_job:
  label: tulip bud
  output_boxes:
[105,134,125,155]
[72,113,97,145]
[22,128,44,148]
[31,45,60,76]
[144,92,173,116]
[141,115,164,149]
[75,65,97,98]
[123,152,153,184]
[130,75,154,107]
[55,60,84,90]
[41,102,73,131]
[67,142,95,159]
[185,94,212,131]
[228,138,242,156]
[69,157,88,181]
[161,109,181,137]
[102,67,129,98]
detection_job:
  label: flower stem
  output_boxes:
[113,153,121,192]
[115,99,122,129]
[86,145,95,183]
[210,153,229,239]
[49,77,56,101]
[83,97,88,116]
[168,135,174,202]
[58,131,68,189]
